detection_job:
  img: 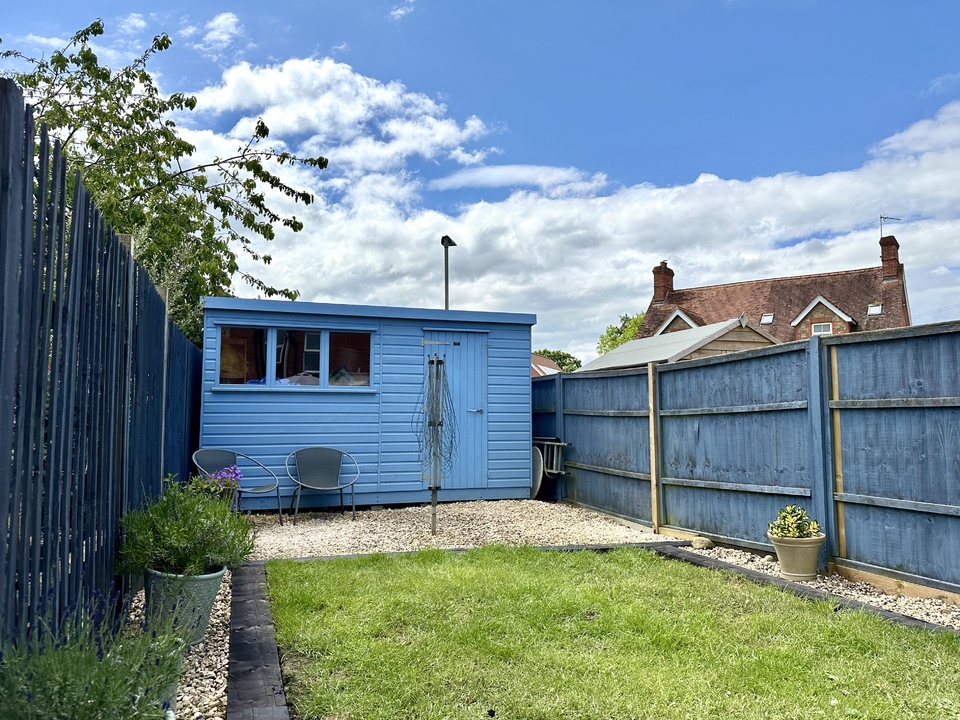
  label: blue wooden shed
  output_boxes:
[198,297,537,510]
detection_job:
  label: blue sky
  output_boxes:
[4,1,960,360]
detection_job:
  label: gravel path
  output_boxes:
[176,500,960,719]
[248,499,668,559]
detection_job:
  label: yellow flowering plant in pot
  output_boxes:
[767,505,825,581]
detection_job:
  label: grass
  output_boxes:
[266,546,960,719]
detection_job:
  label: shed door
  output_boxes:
[423,331,488,490]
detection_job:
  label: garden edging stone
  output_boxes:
[226,564,289,720]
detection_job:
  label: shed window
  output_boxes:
[276,329,320,383]
[219,327,268,384]
[219,326,372,387]
[760,313,774,325]
[329,332,371,386]
[811,322,833,336]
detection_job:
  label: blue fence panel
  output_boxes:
[532,374,560,438]
[656,344,819,548]
[560,369,653,523]
[827,325,960,591]
[548,322,960,592]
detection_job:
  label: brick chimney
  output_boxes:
[880,235,901,280]
[652,261,674,303]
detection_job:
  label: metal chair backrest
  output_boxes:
[193,448,238,476]
[292,447,346,490]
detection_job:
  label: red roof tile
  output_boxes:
[638,238,910,342]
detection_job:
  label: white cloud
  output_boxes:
[174,54,960,362]
[8,30,143,80]
[117,14,148,35]
[11,21,944,366]
[387,0,417,22]
[430,165,609,197]
[189,58,495,184]
[871,101,960,158]
[191,13,245,59]
[17,33,69,52]
[924,72,960,96]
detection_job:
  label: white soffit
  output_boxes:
[790,295,854,327]
[654,308,699,336]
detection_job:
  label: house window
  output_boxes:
[219,326,372,388]
[760,313,774,325]
[303,331,321,374]
[867,303,883,316]
[811,322,833,336]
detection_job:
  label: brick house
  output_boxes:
[638,236,911,342]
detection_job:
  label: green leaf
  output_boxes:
[8,19,329,344]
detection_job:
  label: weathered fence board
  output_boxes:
[537,320,960,592]
[0,79,201,643]
[827,324,960,591]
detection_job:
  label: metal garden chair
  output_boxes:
[285,447,360,525]
[192,448,283,525]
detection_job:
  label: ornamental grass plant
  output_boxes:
[267,545,960,720]
[118,476,255,576]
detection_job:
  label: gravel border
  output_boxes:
[176,500,960,719]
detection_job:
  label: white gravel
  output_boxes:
[248,499,672,559]
[176,499,960,720]
[176,571,231,720]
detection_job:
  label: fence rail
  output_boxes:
[534,320,960,594]
[0,79,201,642]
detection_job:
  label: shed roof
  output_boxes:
[577,316,775,372]
[203,297,536,326]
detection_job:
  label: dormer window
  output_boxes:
[867,303,883,316]
[811,322,833,336]
[760,313,774,325]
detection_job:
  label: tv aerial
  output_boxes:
[880,215,901,237]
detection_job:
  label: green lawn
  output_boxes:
[266,546,960,720]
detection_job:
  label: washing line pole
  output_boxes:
[426,355,446,535]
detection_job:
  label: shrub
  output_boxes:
[768,505,821,538]
[118,476,255,576]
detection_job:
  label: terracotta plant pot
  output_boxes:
[767,531,825,582]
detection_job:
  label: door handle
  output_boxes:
[468,408,484,414]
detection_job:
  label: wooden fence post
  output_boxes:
[647,362,661,533]
[160,287,170,480]
[828,343,847,559]
[119,233,136,509]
